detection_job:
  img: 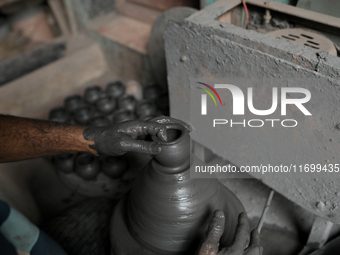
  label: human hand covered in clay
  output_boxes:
[197,211,263,255]
[84,118,191,156]
[150,115,192,132]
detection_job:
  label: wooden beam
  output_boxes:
[48,0,70,36]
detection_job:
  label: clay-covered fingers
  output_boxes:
[244,230,262,255]
[141,122,168,141]
[149,115,192,133]
[119,121,168,142]
[120,135,161,155]
[248,229,260,248]
[230,212,250,253]
[197,210,225,255]
[244,246,263,255]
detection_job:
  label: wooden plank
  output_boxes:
[48,0,70,36]
[116,0,161,24]
[0,41,108,118]
[94,14,151,54]
[127,0,194,12]
[63,0,78,34]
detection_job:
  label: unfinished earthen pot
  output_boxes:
[95,94,116,114]
[117,94,137,111]
[106,81,126,98]
[136,99,158,118]
[74,106,99,125]
[139,114,157,122]
[101,156,128,179]
[64,95,87,113]
[89,116,111,127]
[48,107,70,123]
[84,85,103,104]
[111,126,245,255]
[112,109,136,124]
[54,153,76,173]
[152,124,190,172]
[75,153,100,181]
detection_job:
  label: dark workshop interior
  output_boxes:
[0,0,340,254]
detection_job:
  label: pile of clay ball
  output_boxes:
[47,81,169,181]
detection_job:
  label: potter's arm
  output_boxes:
[0,114,189,163]
[197,211,263,255]
[0,115,93,163]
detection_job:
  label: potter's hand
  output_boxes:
[197,211,263,255]
[83,120,170,156]
[150,115,192,132]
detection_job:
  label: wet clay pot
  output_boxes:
[48,107,70,123]
[75,153,100,181]
[111,127,245,255]
[89,116,111,127]
[143,84,162,100]
[101,156,128,179]
[139,114,157,122]
[117,94,137,111]
[84,85,103,104]
[135,99,158,118]
[64,95,87,113]
[54,153,76,173]
[112,109,136,124]
[95,94,116,114]
[151,124,190,172]
[106,81,126,98]
[74,106,99,125]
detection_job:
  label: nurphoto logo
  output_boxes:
[196,82,312,128]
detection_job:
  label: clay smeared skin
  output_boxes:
[83,117,191,157]
[83,120,168,156]
[0,114,190,162]
[197,211,263,255]
[111,129,245,254]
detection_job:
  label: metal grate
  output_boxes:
[268,28,337,55]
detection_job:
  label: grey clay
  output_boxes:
[110,127,245,255]
[101,156,128,179]
[112,109,136,124]
[54,153,76,173]
[89,116,111,127]
[84,85,103,104]
[117,94,137,111]
[95,95,116,114]
[48,107,70,123]
[74,106,101,125]
[64,95,87,113]
[75,153,100,181]
[151,124,190,172]
[135,99,158,118]
[106,81,126,98]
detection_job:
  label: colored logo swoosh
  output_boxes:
[196,82,222,106]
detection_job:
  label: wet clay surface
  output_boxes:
[111,130,244,254]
